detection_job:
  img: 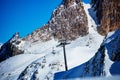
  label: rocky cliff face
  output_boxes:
[91,0,120,35]
[0,33,24,62]
[24,0,88,42]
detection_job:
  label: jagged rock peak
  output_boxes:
[0,32,23,62]
[10,32,20,43]
[24,0,88,42]
[62,0,81,7]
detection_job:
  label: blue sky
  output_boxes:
[0,0,90,43]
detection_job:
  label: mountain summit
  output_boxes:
[24,0,88,42]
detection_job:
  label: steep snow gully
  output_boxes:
[0,3,120,80]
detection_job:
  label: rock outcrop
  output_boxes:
[0,32,24,62]
[24,0,88,42]
[91,0,120,35]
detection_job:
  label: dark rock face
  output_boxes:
[91,0,120,35]
[24,0,88,42]
[0,33,24,62]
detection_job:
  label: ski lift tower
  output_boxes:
[57,39,70,71]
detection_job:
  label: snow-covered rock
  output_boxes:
[24,0,88,42]
[0,32,24,62]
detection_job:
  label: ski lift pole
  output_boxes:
[56,40,70,71]
[63,42,68,71]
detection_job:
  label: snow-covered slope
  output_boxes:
[0,54,45,80]
[0,3,105,80]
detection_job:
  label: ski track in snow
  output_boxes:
[0,3,105,80]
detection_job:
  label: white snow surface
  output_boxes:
[0,54,45,80]
[0,3,105,80]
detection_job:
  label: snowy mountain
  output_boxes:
[0,2,104,80]
[0,0,89,62]
[0,0,120,80]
